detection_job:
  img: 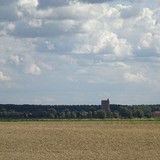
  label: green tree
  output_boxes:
[87,111,93,118]
[80,110,88,118]
[63,109,71,119]
[142,107,152,118]
[48,108,57,119]
[8,109,16,118]
[120,107,133,118]
[93,111,97,118]
[113,111,120,118]
[106,111,113,118]
[136,109,144,118]
[70,111,77,119]
[97,110,106,119]
[60,112,65,119]
[89,107,96,112]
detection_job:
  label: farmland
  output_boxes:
[0,121,160,160]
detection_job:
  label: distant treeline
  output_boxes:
[0,104,160,119]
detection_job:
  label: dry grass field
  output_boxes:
[0,121,160,160]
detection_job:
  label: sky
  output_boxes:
[0,0,160,105]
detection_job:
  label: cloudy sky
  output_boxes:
[0,0,160,105]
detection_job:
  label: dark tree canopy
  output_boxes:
[0,104,159,119]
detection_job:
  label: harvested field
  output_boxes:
[0,121,160,160]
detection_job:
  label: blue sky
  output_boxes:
[0,0,160,105]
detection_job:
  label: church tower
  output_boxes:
[101,98,111,112]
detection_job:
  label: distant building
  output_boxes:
[153,111,160,117]
[101,98,111,112]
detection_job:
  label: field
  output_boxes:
[0,121,160,160]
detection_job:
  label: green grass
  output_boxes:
[0,118,160,122]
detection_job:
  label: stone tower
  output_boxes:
[101,98,111,112]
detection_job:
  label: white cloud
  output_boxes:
[27,63,41,75]
[4,23,15,32]
[88,77,105,84]
[139,32,153,49]
[93,31,132,56]
[124,72,147,83]
[113,62,130,69]
[18,0,38,8]
[0,0,160,104]
[0,71,10,81]
[154,34,160,54]
[10,55,20,65]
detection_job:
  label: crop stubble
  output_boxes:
[0,121,160,160]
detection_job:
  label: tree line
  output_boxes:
[0,104,159,119]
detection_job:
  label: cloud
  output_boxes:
[112,62,130,69]
[75,31,132,56]
[0,0,160,104]
[26,63,41,75]
[35,39,55,52]
[10,55,20,65]
[139,32,153,48]
[82,0,112,3]
[18,0,38,8]
[0,71,10,81]
[121,8,141,19]
[10,20,82,38]
[124,72,147,83]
